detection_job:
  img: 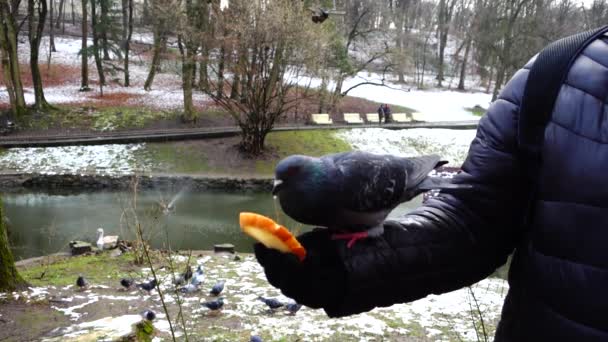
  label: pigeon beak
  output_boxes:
[272,179,283,196]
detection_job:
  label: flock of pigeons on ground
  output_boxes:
[74,262,302,340]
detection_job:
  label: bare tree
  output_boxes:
[28,0,53,110]
[0,199,27,291]
[436,0,457,87]
[121,0,133,86]
[90,0,106,90]
[0,0,27,117]
[144,0,171,90]
[80,0,91,91]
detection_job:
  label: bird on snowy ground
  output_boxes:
[250,336,263,342]
[285,301,302,315]
[272,151,470,247]
[258,296,284,311]
[173,265,193,286]
[178,283,199,294]
[190,265,204,286]
[137,279,157,294]
[120,278,134,290]
[210,281,225,296]
[76,275,88,290]
[201,297,224,312]
[141,309,156,321]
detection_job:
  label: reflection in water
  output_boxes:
[3,189,423,260]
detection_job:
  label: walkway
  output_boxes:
[0,120,479,148]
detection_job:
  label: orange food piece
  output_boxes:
[239,212,306,261]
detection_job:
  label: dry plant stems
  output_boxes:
[162,228,190,342]
[128,177,178,342]
[467,286,489,342]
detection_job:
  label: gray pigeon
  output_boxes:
[272,152,468,246]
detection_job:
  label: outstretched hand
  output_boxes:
[254,228,349,311]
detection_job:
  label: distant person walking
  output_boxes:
[377,104,392,124]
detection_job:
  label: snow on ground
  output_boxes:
[14,253,507,341]
[338,128,477,167]
[3,34,491,119]
[0,35,210,111]
[0,144,150,175]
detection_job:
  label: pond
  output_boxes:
[3,188,423,260]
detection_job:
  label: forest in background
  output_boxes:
[1,0,607,153]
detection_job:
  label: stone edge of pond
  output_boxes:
[0,172,273,193]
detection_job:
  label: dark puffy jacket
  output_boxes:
[337,35,608,340]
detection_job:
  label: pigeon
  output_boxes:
[120,278,134,290]
[76,275,88,289]
[137,279,157,294]
[258,296,284,310]
[141,309,156,321]
[201,297,224,311]
[272,152,469,246]
[210,281,225,296]
[311,8,329,23]
[178,283,199,294]
[174,265,194,286]
[285,302,302,315]
[250,336,263,342]
[191,265,204,286]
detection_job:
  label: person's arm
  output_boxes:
[256,63,533,318]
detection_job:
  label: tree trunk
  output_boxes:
[28,0,51,110]
[0,49,17,110]
[240,125,267,155]
[457,36,472,91]
[0,199,27,292]
[144,26,166,90]
[178,36,196,122]
[100,0,110,60]
[330,75,344,111]
[122,0,133,86]
[71,0,75,25]
[80,0,90,90]
[317,76,329,114]
[49,0,56,52]
[198,45,209,91]
[56,0,65,28]
[90,0,105,87]
[0,3,27,117]
[216,44,225,99]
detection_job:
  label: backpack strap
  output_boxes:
[518,26,608,228]
[519,25,608,162]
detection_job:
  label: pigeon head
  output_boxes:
[273,155,323,196]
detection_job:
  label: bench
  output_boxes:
[391,113,411,123]
[311,113,333,125]
[343,113,364,124]
[366,113,380,123]
[411,112,427,122]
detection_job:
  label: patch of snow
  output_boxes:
[52,296,99,321]
[0,144,150,175]
[337,128,476,167]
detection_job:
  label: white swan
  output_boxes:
[96,227,119,250]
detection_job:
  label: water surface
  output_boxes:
[3,188,423,260]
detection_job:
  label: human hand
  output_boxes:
[253,228,349,312]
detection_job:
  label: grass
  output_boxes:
[18,253,138,287]
[91,106,174,131]
[466,105,487,117]
[138,142,210,174]
[255,130,353,174]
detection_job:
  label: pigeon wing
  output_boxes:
[331,152,407,212]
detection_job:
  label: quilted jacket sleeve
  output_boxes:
[324,64,534,318]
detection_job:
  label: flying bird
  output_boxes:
[120,278,134,290]
[76,275,88,290]
[310,8,329,23]
[272,152,469,246]
[258,296,284,311]
[137,279,157,294]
